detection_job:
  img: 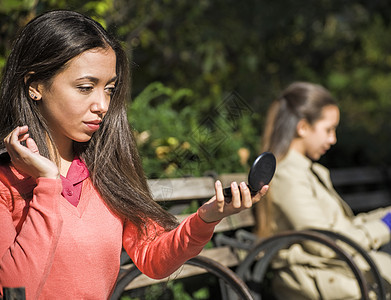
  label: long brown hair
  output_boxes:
[0,10,178,234]
[256,82,337,237]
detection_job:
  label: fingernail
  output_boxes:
[216,180,221,187]
[232,181,238,189]
[240,182,247,190]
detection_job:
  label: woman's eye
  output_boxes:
[77,86,93,93]
[105,86,116,95]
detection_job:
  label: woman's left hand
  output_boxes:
[198,180,269,223]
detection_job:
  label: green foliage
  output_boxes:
[129,82,257,178]
[0,0,36,13]
[0,0,114,72]
[120,0,391,168]
[2,0,391,169]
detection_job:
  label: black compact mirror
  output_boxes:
[223,152,276,203]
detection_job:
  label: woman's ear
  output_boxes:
[296,119,310,138]
[28,85,42,101]
[24,73,42,101]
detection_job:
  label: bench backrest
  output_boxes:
[330,166,391,213]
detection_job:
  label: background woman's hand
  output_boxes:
[198,180,269,223]
[4,126,59,179]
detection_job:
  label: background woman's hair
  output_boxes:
[0,10,177,233]
[256,81,337,237]
[261,81,337,161]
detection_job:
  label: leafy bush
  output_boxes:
[128,82,260,179]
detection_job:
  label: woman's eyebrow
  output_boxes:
[75,76,99,83]
[108,75,118,84]
[75,75,118,84]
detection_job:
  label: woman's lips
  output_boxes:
[84,121,101,131]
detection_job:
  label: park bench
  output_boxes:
[111,173,255,300]
[111,165,391,299]
[224,166,391,299]
[329,165,391,214]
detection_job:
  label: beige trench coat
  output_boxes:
[268,150,391,299]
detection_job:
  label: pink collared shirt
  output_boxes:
[0,161,219,299]
[60,157,89,206]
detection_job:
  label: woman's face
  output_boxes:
[34,47,117,155]
[300,105,340,161]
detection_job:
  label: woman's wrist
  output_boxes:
[197,207,222,224]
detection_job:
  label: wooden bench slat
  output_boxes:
[148,177,215,201]
[329,166,391,213]
[218,173,248,187]
[330,167,388,185]
[343,191,391,212]
[216,210,255,232]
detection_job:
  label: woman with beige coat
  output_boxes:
[256,82,391,299]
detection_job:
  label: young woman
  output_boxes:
[0,10,268,299]
[256,82,391,299]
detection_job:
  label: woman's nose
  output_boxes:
[91,91,109,114]
[329,132,337,145]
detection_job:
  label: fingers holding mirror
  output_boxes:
[223,152,275,203]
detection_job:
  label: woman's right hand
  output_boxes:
[4,125,59,179]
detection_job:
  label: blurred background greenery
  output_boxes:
[2,0,391,178]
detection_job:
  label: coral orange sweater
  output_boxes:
[0,165,217,299]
